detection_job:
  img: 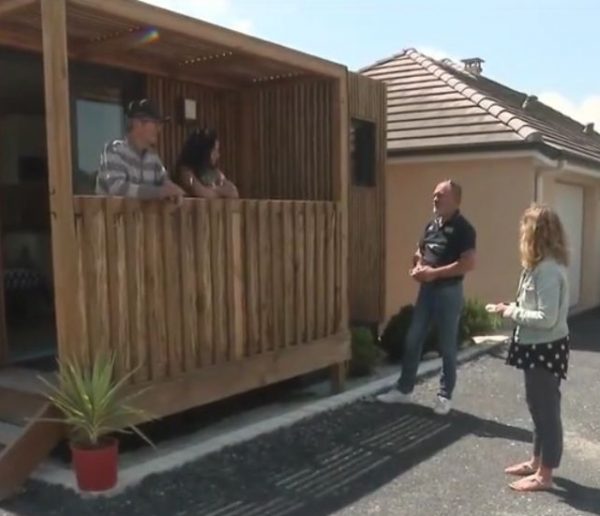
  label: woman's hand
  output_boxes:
[487,303,511,317]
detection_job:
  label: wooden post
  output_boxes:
[41,0,82,361]
[330,71,350,393]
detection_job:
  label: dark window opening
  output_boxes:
[350,118,376,187]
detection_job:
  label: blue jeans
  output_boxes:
[397,281,464,400]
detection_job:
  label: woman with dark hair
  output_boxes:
[176,128,238,198]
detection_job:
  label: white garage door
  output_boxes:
[553,183,584,307]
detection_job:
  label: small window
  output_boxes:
[350,118,376,187]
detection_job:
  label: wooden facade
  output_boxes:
[348,73,387,325]
[0,0,385,496]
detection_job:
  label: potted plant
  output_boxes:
[39,353,154,492]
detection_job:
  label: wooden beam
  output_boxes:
[133,332,351,420]
[68,0,346,78]
[0,0,36,19]
[0,26,243,91]
[0,24,41,54]
[71,28,155,60]
[41,0,82,360]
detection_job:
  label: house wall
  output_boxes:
[540,170,600,313]
[385,156,535,321]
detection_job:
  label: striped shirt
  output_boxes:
[95,138,167,199]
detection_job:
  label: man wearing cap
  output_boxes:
[96,99,184,201]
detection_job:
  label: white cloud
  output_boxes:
[141,0,254,34]
[538,92,600,128]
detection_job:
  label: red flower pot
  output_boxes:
[70,437,119,492]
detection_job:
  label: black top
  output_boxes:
[419,210,476,282]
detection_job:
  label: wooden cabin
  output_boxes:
[0,0,386,497]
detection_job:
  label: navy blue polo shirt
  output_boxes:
[419,210,476,283]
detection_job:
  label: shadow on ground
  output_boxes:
[1,402,532,516]
[568,308,600,353]
[550,477,600,516]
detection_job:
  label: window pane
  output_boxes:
[75,99,123,193]
[351,118,376,187]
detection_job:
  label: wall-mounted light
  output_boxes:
[183,98,197,121]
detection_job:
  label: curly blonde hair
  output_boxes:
[519,203,569,269]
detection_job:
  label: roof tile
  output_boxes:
[361,48,600,163]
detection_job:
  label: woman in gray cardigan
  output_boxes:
[489,204,570,493]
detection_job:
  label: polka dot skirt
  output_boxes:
[506,337,570,380]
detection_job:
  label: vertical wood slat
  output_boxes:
[195,201,213,367]
[258,202,272,351]
[210,201,228,364]
[82,199,110,360]
[283,202,295,347]
[271,202,283,348]
[326,203,336,335]
[226,202,245,360]
[294,203,306,344]
[144,203,168,380]
[305,202,315,340]
[244,201,260,355]
[124,203,149,382]
[105,198,130,378]
[315,202,326,338]
[163,204,183,377]
[73,203,90,367]
[180,201,198,371]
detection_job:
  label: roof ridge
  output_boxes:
[404,49,542,143]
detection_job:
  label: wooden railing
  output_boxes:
[72,197,344,384]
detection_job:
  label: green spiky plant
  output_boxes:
[38,353,155,449]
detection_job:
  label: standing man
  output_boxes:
[96,98,184,202]
[377,180,476,415]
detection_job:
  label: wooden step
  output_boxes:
[0,421,21,447]
[0,402,64,501]
[0,368,63,501]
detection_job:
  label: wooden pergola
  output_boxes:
[0,0,387,498]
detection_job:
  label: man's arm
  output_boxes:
[428,249,476,279]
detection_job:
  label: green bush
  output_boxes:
[459,298,501,343]
[378,305,437,363]
[349,326,383,377]
[379,298,501,363]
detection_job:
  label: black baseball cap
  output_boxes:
[125,98,170,122]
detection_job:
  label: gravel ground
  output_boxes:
[2,312,599,516]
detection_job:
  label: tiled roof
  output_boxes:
[361,48,600,166]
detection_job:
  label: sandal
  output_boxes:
[509,474,552,492]
[504,461,538,476]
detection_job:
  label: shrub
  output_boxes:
[459,298,501,343]
[349,326,383,377]
[379,298,501,362]
[378,305,437,363]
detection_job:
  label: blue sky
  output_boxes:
[144,0,600,125]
